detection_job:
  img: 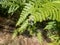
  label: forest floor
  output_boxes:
[0,31,48,45]
[0,28,48,45]
[0,17,49,45]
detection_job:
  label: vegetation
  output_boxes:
[0,0,60,45]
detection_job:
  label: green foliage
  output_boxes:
[0,0,60,45]
[45,21,60,45]
[44,21,56,30]
[0,0,19,14]
[16,0,60,29]
[16,0,60,44]
[15,0,60,36]
[0,0,27,15]
[37,31,43,44]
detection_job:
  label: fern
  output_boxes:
[1,0,60,44]
[12,19,29,38]
[17,0,60,26]
[13,0,60,41]
[16,3,34,26]
[0,0,25,14]
[16,0,60,28]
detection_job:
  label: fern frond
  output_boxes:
[12,0,60,39]
[15,0,60,34]
[17,0,60,26]
[0,0,19,13]
[30,1,60,23]
[8,4,19,13]
[17,19,29,34]
[16,3,34,26]
[12,19,29,39]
